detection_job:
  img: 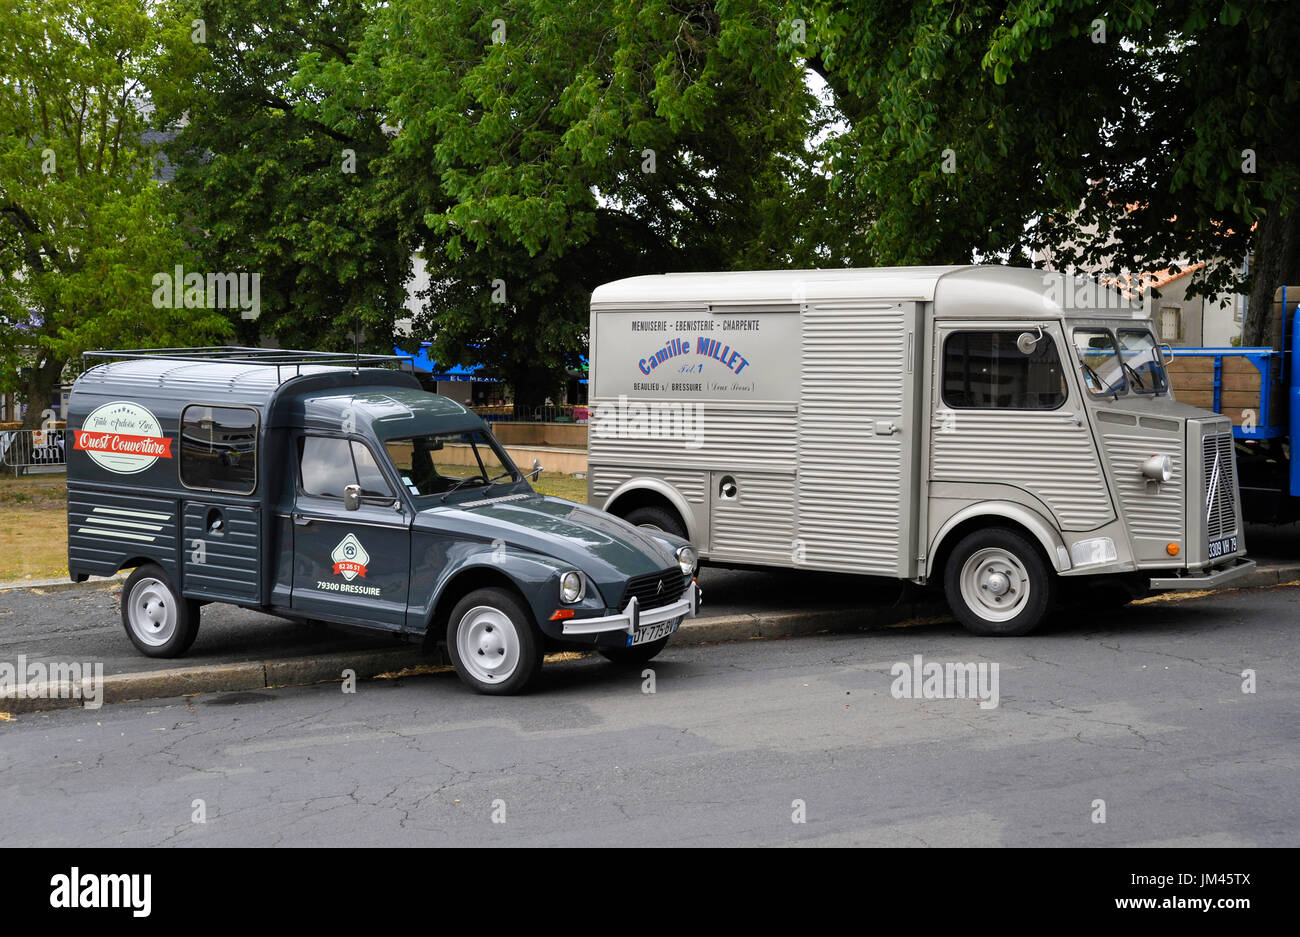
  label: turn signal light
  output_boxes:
[1166,543,1180,556]
[549,609,575,621]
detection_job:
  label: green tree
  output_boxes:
[795,0,1299,343]
[156,0,416,356]
[0,0,231,428]
[311,0,822,405]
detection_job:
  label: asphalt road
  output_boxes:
[2,582,1296,846]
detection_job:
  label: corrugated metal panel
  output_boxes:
[587,403,797,471]
[590,468,707,505]
[181,502,260,601]
[68,487,178,575]
[931,411,1114,530]
[1102,433,1183,539]
[711,474,797,561]
[796,304,910,574]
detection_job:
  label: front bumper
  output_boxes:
[561,581,700,637]
[1149,558,1256,590]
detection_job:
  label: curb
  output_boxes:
[0,573,125,594]
[0,599,949,714]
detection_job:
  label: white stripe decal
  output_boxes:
[77,526,156,542]
[92,507,171,521]
[85,516,164,531]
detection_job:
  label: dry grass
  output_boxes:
[0,476,69,582]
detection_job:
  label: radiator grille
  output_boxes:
[1203,432,1238,540]
[621,568,688,611]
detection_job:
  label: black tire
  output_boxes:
[598,636,670,667]
[120,563,201,658]
[446,587,544,695]
[622,505,687,540]
[943,528,1055,636]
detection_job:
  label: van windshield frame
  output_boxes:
[380,428,523,502]
[1070,326,1169,398]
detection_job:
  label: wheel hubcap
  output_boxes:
[960,548,1031,622]
[128,578,177,646]
[456,606,520,684]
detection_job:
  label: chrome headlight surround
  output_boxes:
[675,545,698,576]
[559,570,585,604]
[1142,454,1174,483]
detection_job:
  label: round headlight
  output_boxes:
[676,546,698,575]
[1142,454,1173,482]
[560,571,583,603]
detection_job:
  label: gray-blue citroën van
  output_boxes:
[66,348,700,694]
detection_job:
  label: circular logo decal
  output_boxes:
[74,402,172,474]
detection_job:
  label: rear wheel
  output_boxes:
[121,563,201,658]
[943,528,1055,636]
[622,505,686,540]
[446,587,543,695]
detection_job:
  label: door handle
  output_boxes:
[293,514,312,527]
[875,421,900,436]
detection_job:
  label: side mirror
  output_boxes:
[1159,342,1175,364]
[343,484,362,511]
[526,458,543,480]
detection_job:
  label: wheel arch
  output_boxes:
[422,564,534,652]
[927,502,1070,581]
[602,478,696,544]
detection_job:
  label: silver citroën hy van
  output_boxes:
[587,265,1255,636]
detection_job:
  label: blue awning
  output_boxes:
[396,343,500,383]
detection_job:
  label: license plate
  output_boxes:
[1208,535,1238,559]
[627,617,680,647]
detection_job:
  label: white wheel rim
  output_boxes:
[128,577,177,646]
[456,606,520,684]
[959,548,1031,623]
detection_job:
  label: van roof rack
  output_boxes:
[83,346,416,381]
[83,346,414,367]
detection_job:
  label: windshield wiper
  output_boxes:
[440,475,488,502]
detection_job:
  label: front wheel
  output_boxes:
[446,587,543,695]
[599,636,670,667]
[621,505,687,540]
[121,563,201,657]
[943,528,1055,636]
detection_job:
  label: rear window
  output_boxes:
[942,330,1067,410]
[180,405,258,494]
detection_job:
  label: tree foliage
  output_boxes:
[0,0,230,425]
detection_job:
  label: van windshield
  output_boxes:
[1071,327,1168,397]
[383,430,521,499]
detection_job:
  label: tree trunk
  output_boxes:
[507,365,562,419]
[19,357,66,431]
[1244,207,1300,348]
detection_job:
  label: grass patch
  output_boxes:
[0,475,69,582]
[531,473,588,503]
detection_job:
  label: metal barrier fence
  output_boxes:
[472,405,589,424]
[0,428,67,474]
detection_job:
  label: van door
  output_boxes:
[289,435,412,629]
[794,300,922,577]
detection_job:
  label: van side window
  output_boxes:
[180,405,258,494]
[299,436,395,501]
[942,331,1067,410]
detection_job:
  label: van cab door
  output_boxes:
[289,434,411,628]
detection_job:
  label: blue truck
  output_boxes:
[1167,285,1300,523]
